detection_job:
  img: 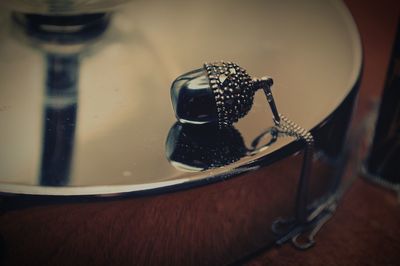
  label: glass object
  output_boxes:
[364,22,400,191]
[0,0,129,15]
[171,69,218,124]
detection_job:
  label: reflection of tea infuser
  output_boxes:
[165,123,279,171]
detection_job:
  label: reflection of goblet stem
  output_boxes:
[13,13,110,185]
[40,54,79,186]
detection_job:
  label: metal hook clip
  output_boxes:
[291,201,337,250]
[254,77,281,125]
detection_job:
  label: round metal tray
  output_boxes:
[0,0,362,195]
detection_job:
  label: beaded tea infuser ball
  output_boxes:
[171,61,273,128]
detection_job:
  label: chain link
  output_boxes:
[276,114,314,148]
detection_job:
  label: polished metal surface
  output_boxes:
[0,0,362,195]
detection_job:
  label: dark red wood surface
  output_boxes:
[0,153,341,265]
